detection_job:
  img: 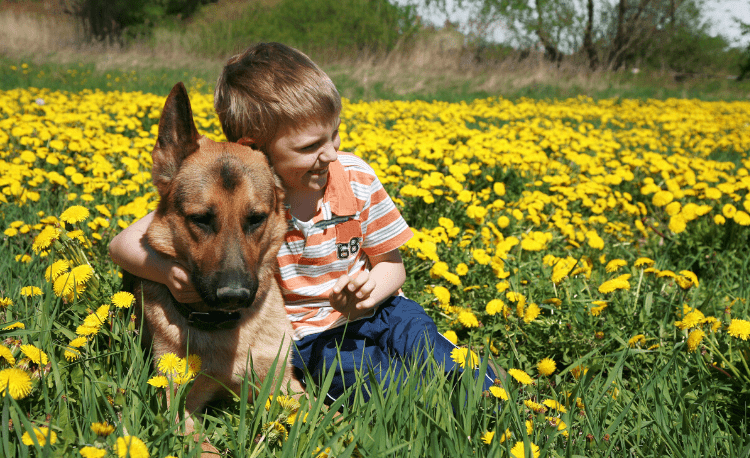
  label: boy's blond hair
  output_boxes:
[214,42,341,150]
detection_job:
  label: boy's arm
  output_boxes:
[109,212,201,303]
[329,248,406,320]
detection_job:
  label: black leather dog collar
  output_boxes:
[172,302,241,331]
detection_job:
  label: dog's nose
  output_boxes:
[216,285,253,303]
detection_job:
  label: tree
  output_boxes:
[421,0,710,70]
[739,19,750,80]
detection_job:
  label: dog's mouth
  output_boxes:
[193,270,258,312]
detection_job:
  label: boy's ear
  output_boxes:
[151,82,200,196]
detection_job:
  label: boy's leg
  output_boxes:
[360,296,498,391]
[291,323,405,403]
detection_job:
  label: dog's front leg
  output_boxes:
[163,375,222,457]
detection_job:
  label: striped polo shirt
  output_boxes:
[277,152,413,340]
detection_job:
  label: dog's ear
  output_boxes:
[151,82,200,196]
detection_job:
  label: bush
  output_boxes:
[70,0,217,43]
[193,0,420,58]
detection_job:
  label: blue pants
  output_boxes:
[291,296,496,402]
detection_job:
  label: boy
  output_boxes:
[109,42,497,401]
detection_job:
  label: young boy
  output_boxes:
[109,42,497,401]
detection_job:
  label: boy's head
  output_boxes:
[214,42,341,152]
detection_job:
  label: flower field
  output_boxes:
[1,72,750,457]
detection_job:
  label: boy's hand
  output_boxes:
[168,262,202,304]
[329,272,377,320]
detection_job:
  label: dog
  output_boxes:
[123,82,303,453]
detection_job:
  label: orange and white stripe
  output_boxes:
[277,152,412,339]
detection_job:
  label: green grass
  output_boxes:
[3,55,750,103]
[1,59,750,457]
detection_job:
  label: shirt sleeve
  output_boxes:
[360,173,413,256]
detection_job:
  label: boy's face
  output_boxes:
[266,116,341,197]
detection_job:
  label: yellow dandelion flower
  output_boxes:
[489,386,508,400]
[450,348,479,369]
[32,226,61,253]
[70,264,95,284]
[571,365,588,380]
[115,436,149,458]
[628,334,646,348]
[0,368,32,399]
[669,215,687,234]
[458,310,479,328]
[432,286,450,307]
[0,297,12,308]
[91,422,116,436]
[80,446,107,458]
[60,205,90,224]
[21,426,57,447]
[544,297,562,307]
[734,211,750,226]
[147,376,169,388]
[510,440,540,458]
[64,347,81,361]
[537,358,556,376]
[715,214,726,225]
[523,303,540,323]
[722,204,737,218]
[590,303,608,316]
[727,319,750,340]
[676,309,705,330]
[524,399,546,413]
[3,322,24,330]
[263,421,288,446]
[542,399,567,413]
[45,260,69,282]
[187,354,202,376]
[687,329,705,352]
[53,272,76,297]
[652,190,674,207]
[508,368,534,385]
[69,336,87,348]
[634,257,654,268]
[598,277,630,294]
[20,344,48,366]
[605,259,627,273]
[112,291,135,308]
[20,286,43,297]
[546,416,569,437]
[481,430,495,444]
[456,263,469,276]
[704,317,722,332]
[443,330,458,345]
[0,346,16,365]
[157,353,185,375]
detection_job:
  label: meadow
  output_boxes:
[1,61,750,457]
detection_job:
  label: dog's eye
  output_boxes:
[244,213,267,233]
[188,213,214,232]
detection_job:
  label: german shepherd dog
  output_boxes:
[124,82,302,451]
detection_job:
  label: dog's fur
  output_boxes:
[124,82,302,448]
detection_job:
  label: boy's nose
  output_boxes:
[320,142,338,163]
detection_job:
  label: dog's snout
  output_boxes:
[216,285,252,302]
[212,270,258,308]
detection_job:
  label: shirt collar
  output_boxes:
[324,158,358,216]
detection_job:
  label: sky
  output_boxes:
[405,0,750,48]
[707,0,750,46]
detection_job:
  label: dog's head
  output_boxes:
[146,82,286,312]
